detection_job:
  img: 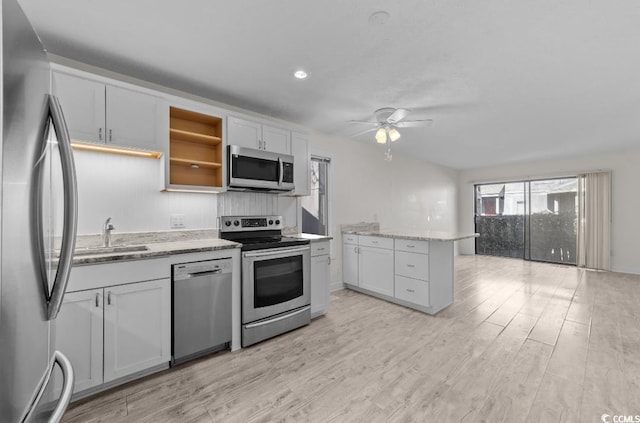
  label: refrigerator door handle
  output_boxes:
[48,351,75,423]
[45,94,78,320]
[22,350,75,423]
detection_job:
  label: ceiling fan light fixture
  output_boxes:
[293,69,308,79]
[388,127,401,142]
[375,127,387,143]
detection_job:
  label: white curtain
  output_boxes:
[577,171,611,270]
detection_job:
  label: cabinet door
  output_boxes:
[291,132,310,196]
[52,289,103,394]
[311,254,330,317]
[106,85,162,150]
[262,124,291,154]
[227,116,261,149]
[359,246,394,297]
[103,279,171,383]
[52,72,105,144]
[342,242,359,286]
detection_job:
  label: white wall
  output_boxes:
[73,150,217,234]
[309,131,459,289]
[458,148,640,275]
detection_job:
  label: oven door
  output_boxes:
[242,245,310,323]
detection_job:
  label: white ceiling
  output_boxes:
[18,0,640,169]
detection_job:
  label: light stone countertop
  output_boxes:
[296,233,333,242]
[69,230,240,265]
[341,229,478,242]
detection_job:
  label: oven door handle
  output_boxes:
[243,246,310,258]
[245,306,311,329]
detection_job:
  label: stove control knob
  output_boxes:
[234,220,240,226]
[268,220,274,225]
[275,219,280,225]
[224,221,231,227]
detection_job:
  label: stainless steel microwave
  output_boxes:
[228,145,295,192]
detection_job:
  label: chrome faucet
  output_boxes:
[103,217,115,247]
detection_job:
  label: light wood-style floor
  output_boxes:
[62,255,640,422]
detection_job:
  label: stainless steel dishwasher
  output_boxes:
[172,258,232,365]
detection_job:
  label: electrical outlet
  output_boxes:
[170,214,185,229]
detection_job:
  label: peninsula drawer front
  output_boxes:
[394,239,429,255]
[343,234,358,245]
[358,235,393,250]
[395,251,429,281]
[311,241,330,257]
[395,275,429,307]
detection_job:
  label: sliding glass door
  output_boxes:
[475,177,578,265]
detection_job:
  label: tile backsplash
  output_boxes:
[218,191,279,216]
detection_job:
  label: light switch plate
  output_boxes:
[170,214,185,229]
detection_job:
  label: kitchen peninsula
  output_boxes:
[342,225,478,315]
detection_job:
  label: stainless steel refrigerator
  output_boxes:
[0,0,79,421]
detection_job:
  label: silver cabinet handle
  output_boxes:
[95,293,100,308]
[44,94,78,320]
[406,289,415,293]
[107,291,112,305]
[372,240,378,244]
[108,128,112,142]
[98,127,103,140]
[316,247,325,251]
[327,256,331,265]
[407,264,415,268]
[406,245,415,248]
[264,140,267,150]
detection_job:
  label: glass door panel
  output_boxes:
[529,178,578,264]
[475,182,526,258]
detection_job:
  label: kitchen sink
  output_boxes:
[72,245,150,256]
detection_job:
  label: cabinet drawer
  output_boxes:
[395,275,429,307]
[68,258,171,292]
[343,234,358,245]
[395,251,429,281]
[311,241,330,257]
[395,238,429,254]
[359,235,393,250]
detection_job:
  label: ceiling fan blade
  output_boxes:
[348,120,378,126]
[409,102,473,114]
[394,119,434,128]
[386,108,410,124]
[350,127,378,137]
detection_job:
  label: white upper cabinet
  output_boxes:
[52,71,165,151]
[105,85,164,150]
[291,131,310,196]
[261,124,291,155]
[228,116,291,154]
[53,72,105,144]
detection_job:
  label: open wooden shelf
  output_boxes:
[169,128,222,146]
[170,157,222,169]
[169,107,223,188]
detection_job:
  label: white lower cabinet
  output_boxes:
[358,245,394,297]
[394,275,429,307]
[103,279,171,383]
[342,241,359,286]
[54,278,171,395]
[55,289,104,393]
[310,241,330,318]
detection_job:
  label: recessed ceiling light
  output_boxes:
[294,70,308,79]
[369,11,390,26]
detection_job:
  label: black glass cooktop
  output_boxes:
[223,235,310,251]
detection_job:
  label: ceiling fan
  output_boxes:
[349,107,434,144]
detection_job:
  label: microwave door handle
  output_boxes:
[278,157,283,186]
[46,94,79,320]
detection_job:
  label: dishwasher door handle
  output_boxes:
[186,269,223,278]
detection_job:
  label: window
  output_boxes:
[301,156,330,236]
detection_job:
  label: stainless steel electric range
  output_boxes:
[219,215,311,347]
